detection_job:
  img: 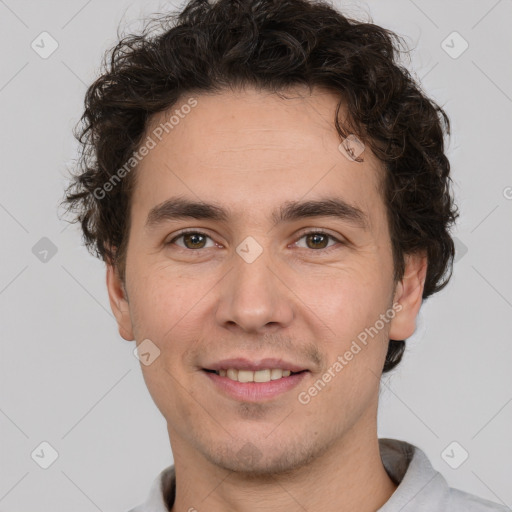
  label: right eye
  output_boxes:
[166,230,217,250]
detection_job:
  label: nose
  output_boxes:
[215,248,294,335]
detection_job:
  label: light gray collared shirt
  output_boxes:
[128,438,509,511]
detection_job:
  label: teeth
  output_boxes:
[271,368,285,380]
[254,369,271,382]
[216,368,293,383]
[238,370,253,383]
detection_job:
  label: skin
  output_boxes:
[106,85,427,512]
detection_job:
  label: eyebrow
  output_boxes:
[144,196,369,231]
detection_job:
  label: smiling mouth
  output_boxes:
[203,368,307,383]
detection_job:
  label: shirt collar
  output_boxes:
[377,438,448,511]
[131,438,449,512]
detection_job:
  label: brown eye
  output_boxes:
[169,231,215,250]
[295,231,340,251]
[182,233,207,249]
[305,232,330,249]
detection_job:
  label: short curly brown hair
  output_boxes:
[61,0,458,373]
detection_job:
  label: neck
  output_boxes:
[168,420,397,512]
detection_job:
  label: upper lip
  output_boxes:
[203,358,309,372]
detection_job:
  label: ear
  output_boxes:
[388,252,428,340]
[106,263,134,341]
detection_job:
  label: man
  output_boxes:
[62,0,507,510]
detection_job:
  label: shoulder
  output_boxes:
[447,487,510,511]
[378,438,508,512]
[125,465,175,512]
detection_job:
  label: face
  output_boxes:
[107,85,426,475]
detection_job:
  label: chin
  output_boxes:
[199,436,327,477]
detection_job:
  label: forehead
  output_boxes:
[132,85,385,227]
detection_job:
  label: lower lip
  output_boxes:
[203,370,309,402]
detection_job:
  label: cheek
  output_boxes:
[294,261,389,327]
[128,265,205,336]
[129,270,219,385]
[131,273,206,417]
[291,263,393,385]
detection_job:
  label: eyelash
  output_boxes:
[166,229,344,254]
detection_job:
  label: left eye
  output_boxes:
[295,231,340,250]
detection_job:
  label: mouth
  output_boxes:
[203,368,307,383]
[201,359,310,401]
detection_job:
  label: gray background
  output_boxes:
[1,0,511,510]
